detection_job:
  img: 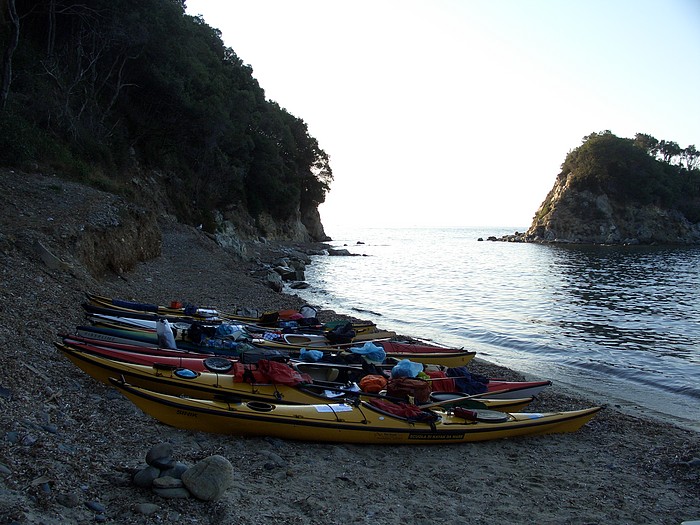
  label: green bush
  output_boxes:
[561,131,699,217]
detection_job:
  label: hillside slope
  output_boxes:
[2,0,332,242]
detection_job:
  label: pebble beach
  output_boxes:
[1,170,699,525]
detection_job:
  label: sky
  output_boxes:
[185,0,700,231]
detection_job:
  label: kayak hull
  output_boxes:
[85,294,379,334]
[109,378,602,445]
[75,324,477,367]
[56,343,534,411]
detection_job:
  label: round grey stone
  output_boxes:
[152,476,183,489]
[161,462,189,479]
[56,492,80,508]
[85,500,105,513]
[150,456,177,469]
[133,466,160,488]
[145,443,174,467]
[181,455,234,501]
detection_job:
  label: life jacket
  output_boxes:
[256,360,313,386]
[359,374,388,393]
[231,363,267,383]
[424,370,458,392]
[369,399,438,423]
[445,367,489,394]
[325,322,356,344]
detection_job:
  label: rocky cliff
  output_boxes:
[126,168,330,258]
[210,207,328,262]
[519,172,700,245]
[1,168,329,281]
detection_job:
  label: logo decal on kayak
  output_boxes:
[408,433,465,441]
[373,432,403,440]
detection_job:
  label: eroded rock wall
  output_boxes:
[1,170,161,278]
[524,173,700,245]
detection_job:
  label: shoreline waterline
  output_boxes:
[3,171,699,525]
[289,226,700,433]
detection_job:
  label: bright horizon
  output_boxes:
[185,0,700,233]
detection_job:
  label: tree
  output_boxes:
[680,145,700,171]
[563,132,668,202]
[658,140,682,165]
[560,131,700,222]
[0,0,334,236]
[1,0,20,110]
[633,133,659,157]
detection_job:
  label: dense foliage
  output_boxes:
[560,131,700,223]
[0,0,332,229]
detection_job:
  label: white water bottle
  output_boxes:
[156,319,178,349]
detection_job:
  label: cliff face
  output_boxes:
[524,173,700,245]
[125,169,330,255]
[300,206,331,242]
[212,206,329,258]
[2,168,329,281]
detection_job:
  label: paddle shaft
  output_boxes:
[420,387,523,408]
[299,382,403,402]
[299,382,489,409]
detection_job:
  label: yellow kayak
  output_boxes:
[108,377,602,445]
[56,343,532,411]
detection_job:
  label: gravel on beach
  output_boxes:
[1,170,699,525]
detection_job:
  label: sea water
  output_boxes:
[289,227,700,431]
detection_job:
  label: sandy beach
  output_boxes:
[0,171,699,525]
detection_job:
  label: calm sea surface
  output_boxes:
[290,227,700,431]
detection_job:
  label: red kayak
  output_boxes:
[62,333,224,359]
[425,371,551,400]
[61,336,239,373]
[482,379,552,399]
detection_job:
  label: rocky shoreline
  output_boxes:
[1,170,699,524]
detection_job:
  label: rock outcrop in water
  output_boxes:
[520,176,700,245]
[494,132,700,245]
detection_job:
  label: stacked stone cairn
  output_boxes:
[132,443,234,501]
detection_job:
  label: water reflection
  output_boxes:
[543,244,700,362]
[297,229,700,427]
